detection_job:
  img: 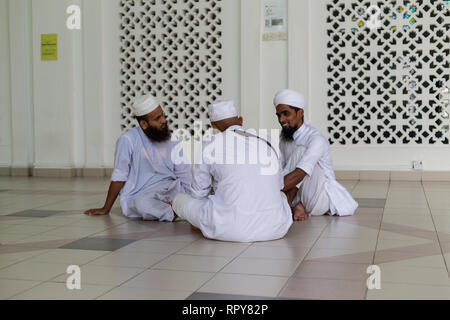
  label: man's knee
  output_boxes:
[172,193,193,218]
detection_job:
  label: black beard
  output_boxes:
[280,126,299,142]
[143,125,171,143]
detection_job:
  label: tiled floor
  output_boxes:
[0,176,450,300]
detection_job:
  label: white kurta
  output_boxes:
[280,124,358,216]
[111,127,192,222]
[173,125,293,243]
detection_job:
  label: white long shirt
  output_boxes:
[111,127,192,218]
[190,125,293,242]
[280,124,358,216]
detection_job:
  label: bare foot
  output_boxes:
[84,208,109,216]
[292,203,308,221]
[190,224,201,232]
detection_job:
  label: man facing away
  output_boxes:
[172,100,293,243]
[85,94,192,222]
[274,89,358,221]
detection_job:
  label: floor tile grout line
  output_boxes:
[420,180,450,278]
[274,222,331,299]
[364,178,390,300]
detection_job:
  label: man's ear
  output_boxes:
[139,119,149,130]
[298,109,304,122]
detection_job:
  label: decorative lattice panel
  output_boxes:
[326,0,449,145]
[119,0,223,136]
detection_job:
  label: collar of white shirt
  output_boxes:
[293,123,307,141]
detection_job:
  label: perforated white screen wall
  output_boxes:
[119,0,223,136]
[326,0,449,145]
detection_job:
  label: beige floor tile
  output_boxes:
[11,282,113,300]
[379,264,450,286]
[367,282,450,300]
[88,251,169,268]
[27,249,109,265]
[221,257,300,277]
[0,279,41,299]
[433,216,450,232]
[279,277,366,300]
[8,234,79,248]
[293,261,369,281]
[116,240,190,254]
[239,245,309,260]
[0,233,33,244]
[378,254,447,269]
[431,209,450,216]
[41,226,107,238]
[147,233,204,243]
[321,224,379,239]
[376,238,438,252]
[199,273,288,297]
[0,248,50,263]
[3,224,60,236]
[252,234,320,248]
[121,269,214,291]
[383,207,431,216]
[305,247,374,264]
[22,216,80,227]
[381,214,435,231]
[314,237,377,251]
[177,240,249,257]
[51,265,144,286]
[384,201,429,210]
[377,230,437,241]
[97,287,192,300]
[152,254,233,273]
[0,260,68,281]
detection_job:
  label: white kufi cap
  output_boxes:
[132,94,161,117]
[208,100,238,122]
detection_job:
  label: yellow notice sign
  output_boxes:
[41,34,58,61]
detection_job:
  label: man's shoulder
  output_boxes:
[117,127,139,145]
[304,125,329,145]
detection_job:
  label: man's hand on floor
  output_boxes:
[84,207,110,216]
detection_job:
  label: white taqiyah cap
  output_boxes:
[132,94,161,117]
[208,100,238,122]
[273,89,307,110]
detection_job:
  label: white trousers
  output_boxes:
[172,193,204,227]
[125,180,184,222]
[284,147,330,216]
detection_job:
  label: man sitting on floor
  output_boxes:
[85,94,192,222]
[172,100,293,242]
[274,89,358,221]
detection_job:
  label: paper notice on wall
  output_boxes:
[263,1,287,41]
[41,34,58,61]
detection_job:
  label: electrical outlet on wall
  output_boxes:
[412,161,423,170]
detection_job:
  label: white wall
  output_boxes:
[1,0,449,174]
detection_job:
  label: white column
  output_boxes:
[0,0,12,169]
[240,0,262,130]
[82,0,104,169]
[31,0,85,170]
[8,0,35,174]
[287,0,309,105]
[102,0,122,168]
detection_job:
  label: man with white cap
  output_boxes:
[172,100,293,242]
[85,94,192,222]
[274,89,358,221]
